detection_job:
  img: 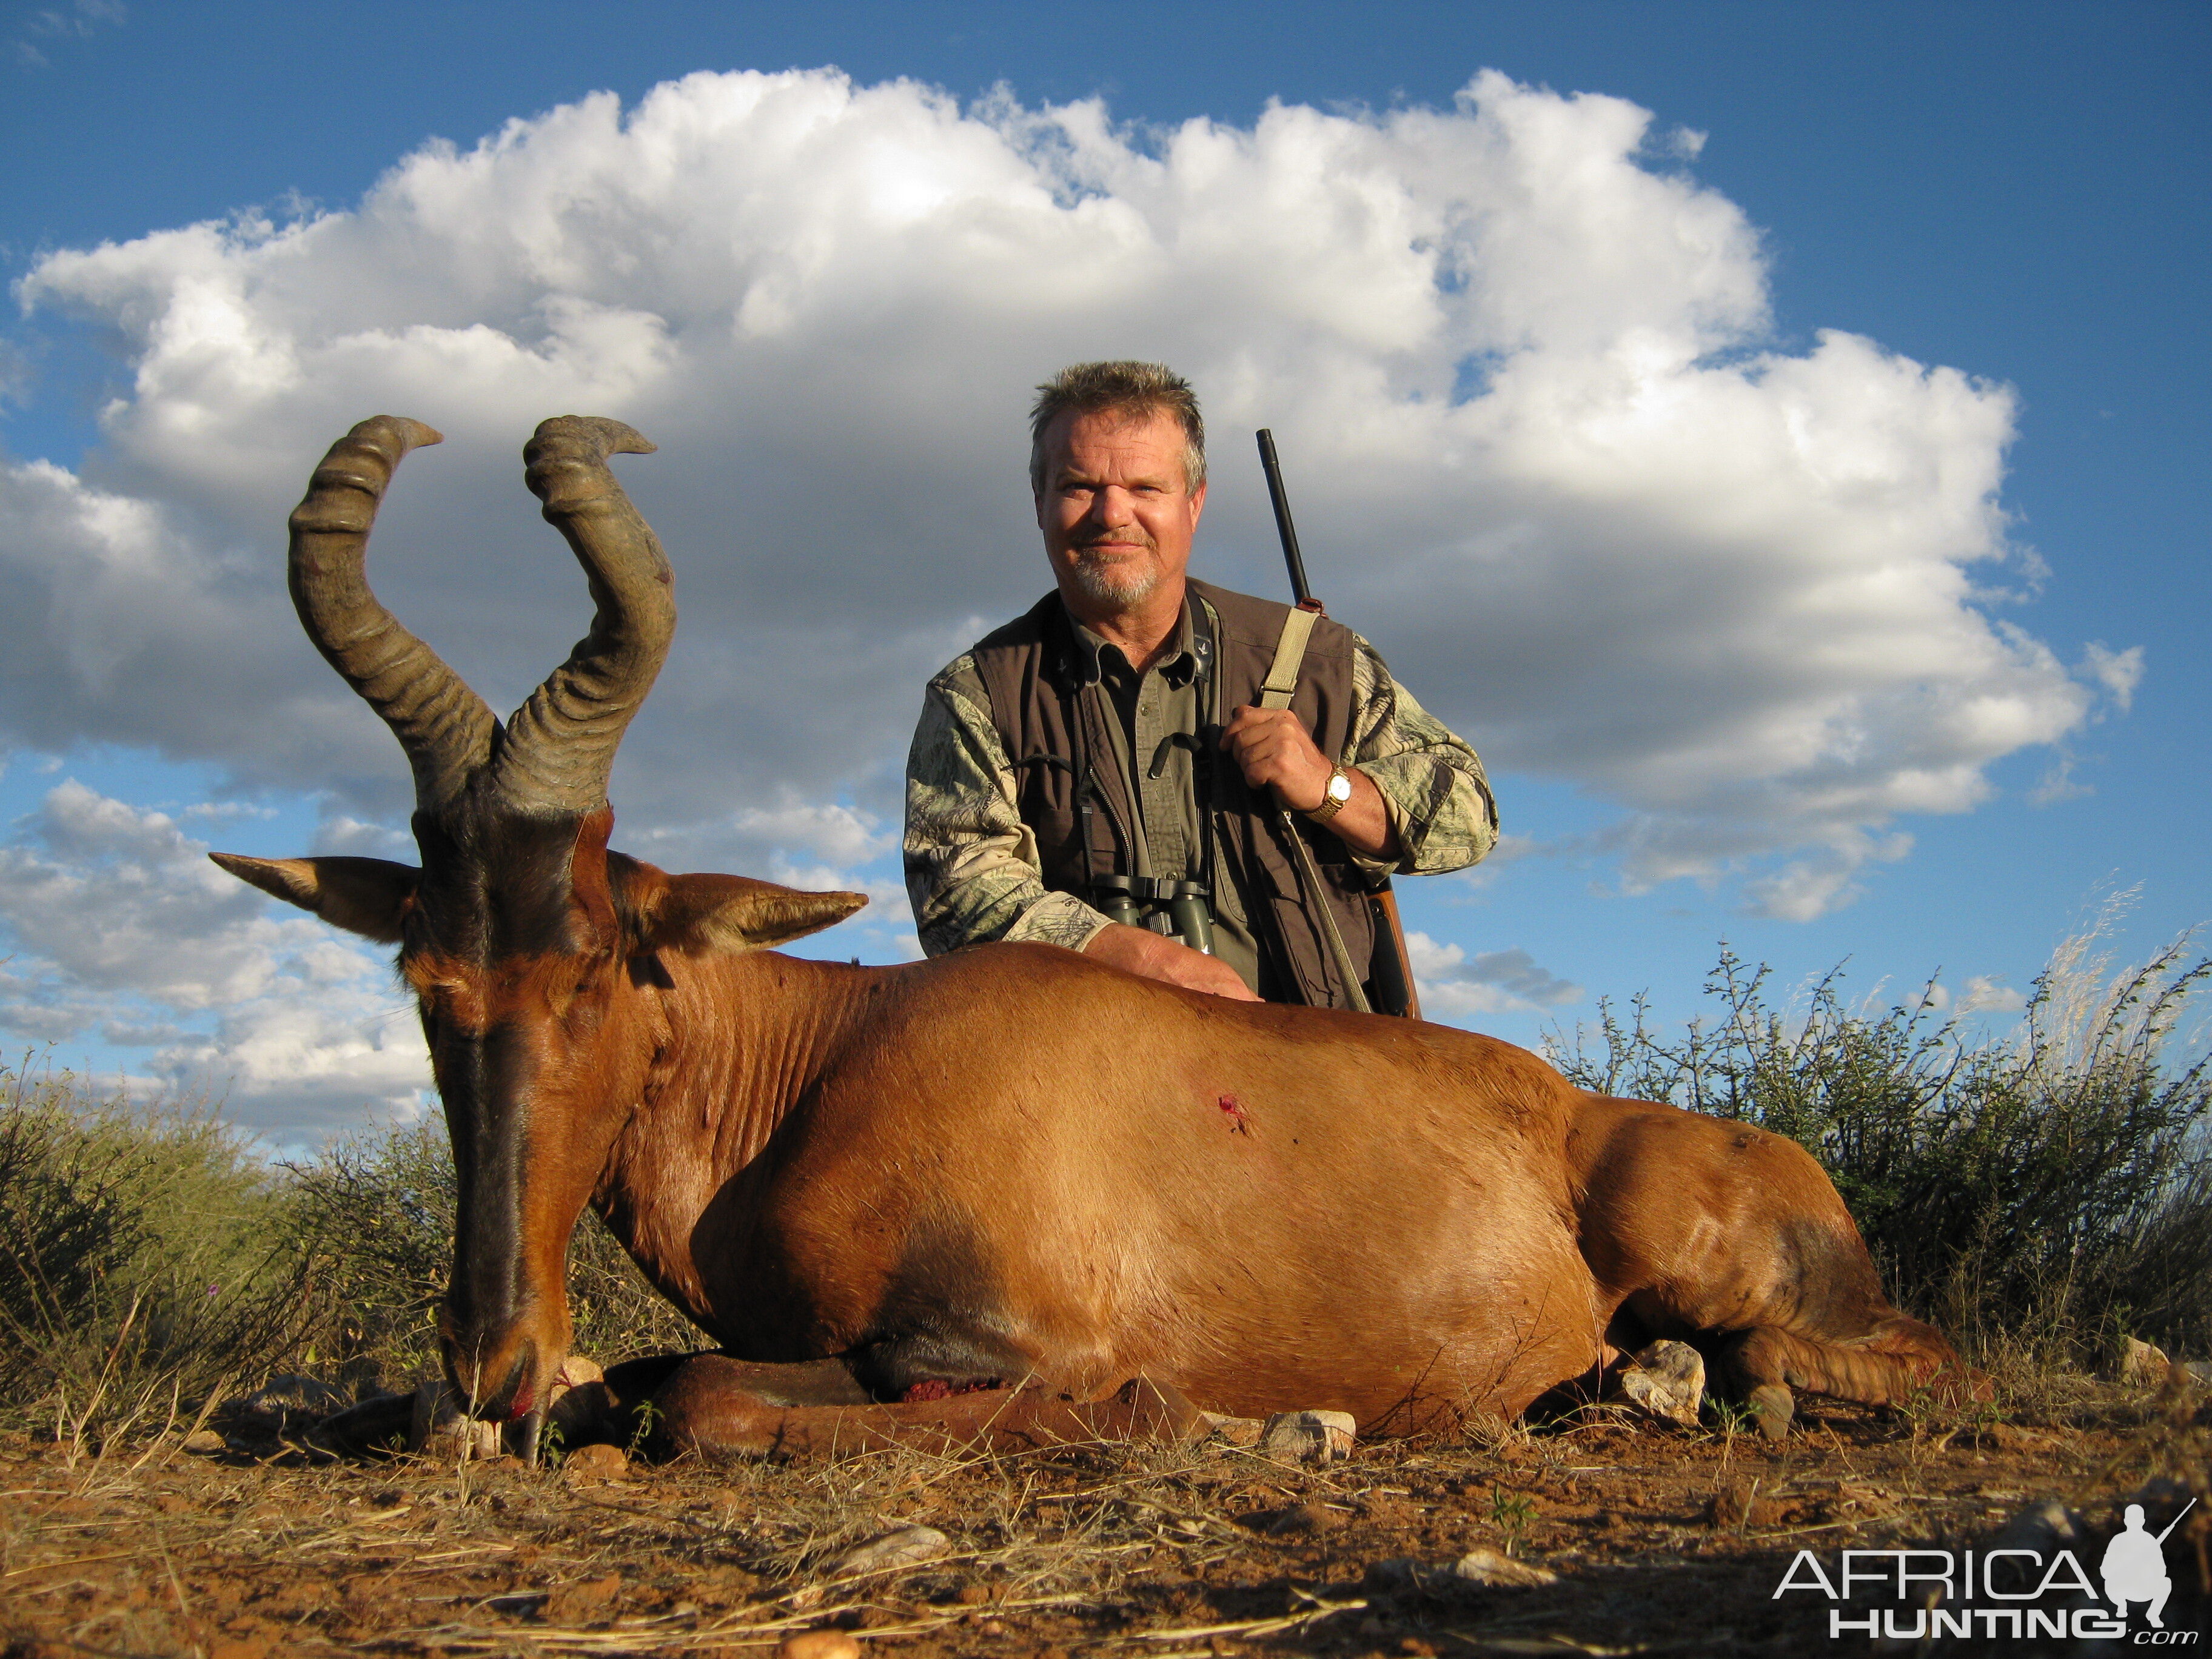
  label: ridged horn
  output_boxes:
[492,416,675,816]
[289,417,498,812]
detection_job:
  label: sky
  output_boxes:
[1,1,2206,1148]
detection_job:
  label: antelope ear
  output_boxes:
[211,853,417,943]
[642,873,866,955]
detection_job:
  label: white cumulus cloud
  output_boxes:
[0,781,429,1139]
[4,67,2122,914]
[1406,931,1583,1016]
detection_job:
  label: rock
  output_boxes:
[2114,1336,2173,1386]
[409,1378,503,1462]
[819,1524,953,1579]
[557,1355,605,1389]
[777,1634,862,1659]
[1447,1547,1558,1588]
[1196,1410,1264,1446]
[1367,1548,1558,1595]
[181,1428,228,1454]
[1266,1501,1342,1535]
[1617,1340,1704,1427]
[1259,1409,1356,1464]
[561,1441,629,1483]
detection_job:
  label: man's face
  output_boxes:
[1034,407,1207,617]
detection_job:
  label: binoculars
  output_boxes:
[1093,873,1216,956]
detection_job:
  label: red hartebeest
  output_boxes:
[216,415,1962,1456]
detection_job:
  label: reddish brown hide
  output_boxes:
[215,415,1963,1455]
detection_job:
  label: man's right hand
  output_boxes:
[1082,922,1261,1000]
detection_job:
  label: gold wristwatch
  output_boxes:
[1306,765,1352,823]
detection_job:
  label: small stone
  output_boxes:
[1367,1548,1557,1595]
[2113,1336,2173,1387]
[182,1428,228,1454]
[777,1634,862,1659]
[819,1524,952,1579]
[1267,1501,1342,1535]
[1617,1339,1704,1427]
[1259,1409,1356,1464]
[561,1441,629,1483]
[557,1355,604,1388]
[1446,1546,1558,1588]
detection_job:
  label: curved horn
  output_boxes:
[494,416,675,815]
[289,417,499,812]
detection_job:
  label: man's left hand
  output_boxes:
[1218,705,1398,860]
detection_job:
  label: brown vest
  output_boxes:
[970,578,1379,1008]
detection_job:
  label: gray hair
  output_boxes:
[1028,361,1207,495]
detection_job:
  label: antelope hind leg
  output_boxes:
[1717,1319,1961,1441]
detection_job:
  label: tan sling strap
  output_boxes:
[1259,603,1372,1014]
[1256,603,1320,711]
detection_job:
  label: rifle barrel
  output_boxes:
[1256,429,1313,608]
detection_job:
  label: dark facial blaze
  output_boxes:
[404,800,625,1418]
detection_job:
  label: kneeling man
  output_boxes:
[905,360,1496,1009]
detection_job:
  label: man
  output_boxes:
[905,360,1496,1008]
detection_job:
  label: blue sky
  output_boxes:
[2,1,2205,1144]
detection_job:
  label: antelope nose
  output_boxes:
[441,1327,541,1420]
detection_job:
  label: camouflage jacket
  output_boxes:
[905,585,1498,974]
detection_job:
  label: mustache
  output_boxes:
[1071,532,1157,554]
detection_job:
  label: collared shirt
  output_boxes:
[905,589,1498,991]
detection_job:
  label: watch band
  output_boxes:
[1305,765,1352,823]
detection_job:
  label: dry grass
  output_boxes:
[3,1364,2205,1656]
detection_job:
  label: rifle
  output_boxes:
[1254,429,1423,1020]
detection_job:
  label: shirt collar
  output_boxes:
[1062,589,1207,688]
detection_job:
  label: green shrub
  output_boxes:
[1546,921,2212,1359]
[0,1065,312,1436]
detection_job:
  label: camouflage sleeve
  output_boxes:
[1344,635,1499,878]
[903,655,1114,958]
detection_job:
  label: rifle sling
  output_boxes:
[1259,605,1372,1015]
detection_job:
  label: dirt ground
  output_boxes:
[4,1372,2207,1658]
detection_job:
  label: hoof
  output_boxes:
[1747,1384,1794,1441]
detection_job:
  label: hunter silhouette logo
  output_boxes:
[2105,1500,2194,1631]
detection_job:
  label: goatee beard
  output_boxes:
[1067,545,1159,610]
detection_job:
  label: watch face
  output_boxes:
[1328,771,1353,803]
